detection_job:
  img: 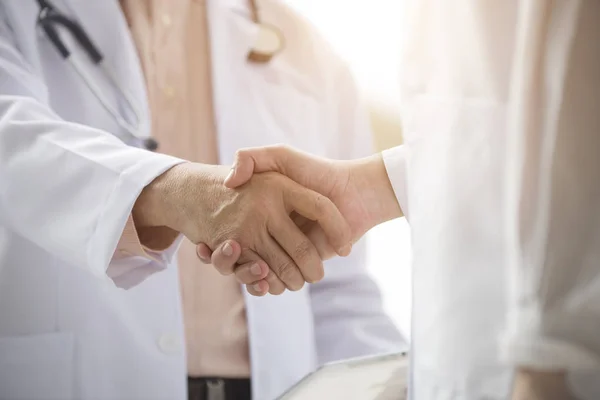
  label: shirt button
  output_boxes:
[163,85,176,98]
[158,333,181,355]
[161,14,172,27]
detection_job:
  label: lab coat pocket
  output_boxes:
[0,332,74,400]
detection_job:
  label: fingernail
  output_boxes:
[225,168,235,183]
[253,283,262,292]
[222,242,234,256]
[250,263,262,276]
[195,248,209,262]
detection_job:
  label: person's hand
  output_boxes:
[195,239,273,296]
[132,162,352,294]
[197,145,403,295]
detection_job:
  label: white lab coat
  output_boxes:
[0,1,404,400]
[384,1,600,399]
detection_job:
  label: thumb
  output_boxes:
[224,145,300,188]
[224,148,257,188]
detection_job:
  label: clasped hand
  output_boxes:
[194,145,400,296]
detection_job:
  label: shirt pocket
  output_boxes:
[0,332,74,400]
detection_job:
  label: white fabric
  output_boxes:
[383,0,600,398]
[0,1,404,399]
[382,147,409,219]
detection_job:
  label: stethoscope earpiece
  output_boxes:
[247,0,284,64]
[247,23,285,63]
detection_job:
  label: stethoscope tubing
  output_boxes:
[35,0,286,151]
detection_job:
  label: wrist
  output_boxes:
[349,153,402,230]
[132,163,189,228]
[133,162,231,244]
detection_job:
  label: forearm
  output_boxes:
[133,164,182,229]
[132,162,226,244]
[511,369,577,400]
[133,162,238,245]
[128,163,187,249]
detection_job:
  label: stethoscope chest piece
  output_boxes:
[247,23,285,64]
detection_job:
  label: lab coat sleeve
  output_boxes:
[108,216,182,289]
[382,146,409,219]
[310,64,407,364]
[0,16,183,283]
[501,0,600,375]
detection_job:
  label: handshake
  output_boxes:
[134,145,401,295]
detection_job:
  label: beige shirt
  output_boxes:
[120,0,251,378]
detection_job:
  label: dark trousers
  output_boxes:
[187,377,251,400]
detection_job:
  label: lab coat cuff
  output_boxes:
[107,235,184,289]
[89,150,185,282]
[382,145,409,218]
[114,215,179,258]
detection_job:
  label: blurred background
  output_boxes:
[283,1,412,339]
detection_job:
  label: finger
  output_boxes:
[258,235,305,292]
[238,248,287,295]
[283,181,352,257]
[233,260,269,284]
[304,225,338,260]
[195,243,213,264]
[225,145,310,189]
[210,240,242,275]
[246,280,269,297]
[268,217,324,284]
[224,147,273,188]
[290,212,339,260]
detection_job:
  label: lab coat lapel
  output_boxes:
[207,0,325,166]
[206,0,261,165]
[57,0,152,138]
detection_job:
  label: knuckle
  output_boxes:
[235,269,253,284]
[234,149,245,160]
[275,260,300,285]
[272,144,291,163]
[293,240,314,263]
[215,262,234,275]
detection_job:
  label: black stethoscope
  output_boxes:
[35,0,285,152]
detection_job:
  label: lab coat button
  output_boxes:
[158,333,181,355]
